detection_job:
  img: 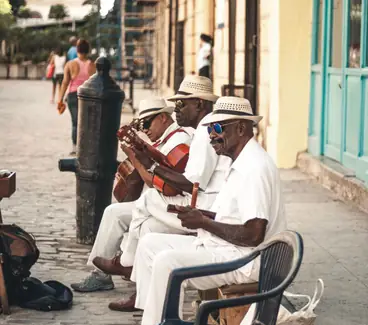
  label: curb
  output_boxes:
[296,152,368,214]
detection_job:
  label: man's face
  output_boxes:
[141,113,168,142]
[174,99,200,127]
[208,120,245,156]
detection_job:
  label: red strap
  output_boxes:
[153,128,187,148]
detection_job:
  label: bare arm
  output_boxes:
[58,62,71,102]
[121,145,153,187]
[131,157,153,187]
[88,62,96,76]
[154,165,194,194]
[177,207,268,247]
[201,218,268,247]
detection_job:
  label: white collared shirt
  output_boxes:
[197,42,211,70]
[195,138,287,275]
[183,114,232,195]
[155,122,193,154]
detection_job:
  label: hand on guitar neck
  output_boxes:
[117,125,170,168]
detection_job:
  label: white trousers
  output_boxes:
[87,202,133,266]
[87,200,185,268]
[120,188,218,267]
[132,233,257,325]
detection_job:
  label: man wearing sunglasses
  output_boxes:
[94,75,233,311]
[131,96,286,325]
[71,98,192,294]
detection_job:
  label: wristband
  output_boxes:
[147,162,159,174]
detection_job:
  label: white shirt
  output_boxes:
[54,55,66,75]
[155,122,193,154]
[195,138,287,275]
[197,42,212,71]
[183,114,232,194]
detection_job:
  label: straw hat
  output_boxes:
[167,75,219,102]
[203,96,263,125]
[138,98,174,120]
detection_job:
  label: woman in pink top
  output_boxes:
[58,39,96,155]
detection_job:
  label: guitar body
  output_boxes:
[152,144,190,196]
[165,143,190,173]
[113,160,144,202]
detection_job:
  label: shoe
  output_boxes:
[71,271,114,292]
[92,255,132,277]
[108,292,140,312]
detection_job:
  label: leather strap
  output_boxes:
[153,128,187,148]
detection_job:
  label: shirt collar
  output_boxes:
[230,137,259,175]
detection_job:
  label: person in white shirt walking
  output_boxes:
[132,96,287,325]
[197,33,213,78]
[49,47,66,103]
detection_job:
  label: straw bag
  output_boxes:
[241,279,324,325]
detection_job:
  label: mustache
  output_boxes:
[210,138,224,145]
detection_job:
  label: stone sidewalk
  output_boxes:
[0,80,367,325]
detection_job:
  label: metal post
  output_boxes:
[59,57,125,244]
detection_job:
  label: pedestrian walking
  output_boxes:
[49,47,66,104]
[57,39,96,155]
[67,36,78,61]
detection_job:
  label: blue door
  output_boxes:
[309,0,368,185]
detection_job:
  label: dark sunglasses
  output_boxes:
[141,114,159,130]
[207,121,239,135]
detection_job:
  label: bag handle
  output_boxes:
[307,278,324,312]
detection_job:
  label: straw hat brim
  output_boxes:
[167,92,219,103]
[202,113,263,126]
[139,106,174,120]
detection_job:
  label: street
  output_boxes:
[0,80,367,325]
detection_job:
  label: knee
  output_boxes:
[139,218,162,237]
[152,250,178,276]
[138,232,159,251]
[102,204,121,224]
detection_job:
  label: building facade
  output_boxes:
[152,0,367,185]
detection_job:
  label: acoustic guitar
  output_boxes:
[116,124,190,198]
[113,119,145,202]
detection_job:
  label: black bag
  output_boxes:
[17,277,73,311]
[0,224,39,304]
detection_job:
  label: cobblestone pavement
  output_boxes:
[1,80,368,325]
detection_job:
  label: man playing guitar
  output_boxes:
[71,98,192,293]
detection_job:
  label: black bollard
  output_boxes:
[59,57,125,244]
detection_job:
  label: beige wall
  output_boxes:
[258,0,312,168]
[277,0,312,168]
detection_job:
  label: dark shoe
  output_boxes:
[71,272,114,292]
[92,255,132,277]
[108,293,140,312]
